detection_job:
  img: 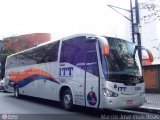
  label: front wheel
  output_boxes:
[61,89,73,111]
[14,85,20,98]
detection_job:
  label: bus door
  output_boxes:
[85,44,100,108]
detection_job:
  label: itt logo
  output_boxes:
[59,67,73,76]
[117,87,127,91]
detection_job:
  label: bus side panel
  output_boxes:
[59,62,85,106]
[7,62,60,101]
[19,79,40,98]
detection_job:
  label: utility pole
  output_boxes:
[130,0,135,43]
[134,0,142,64]
[108,0,142,64]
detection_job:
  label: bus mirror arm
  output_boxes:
[133,46,154,62]
[103,44,110,57]
[96,36,110,57]
[141,46,154,62]
[145,48,154,62]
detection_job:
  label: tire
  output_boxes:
[61,89,73,111]
[3,89,7,93]
[2,87,4,91]
[2,87,6,93]
[14,85,20,98]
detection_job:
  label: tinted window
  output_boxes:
[60,36,99,76]
[6,41,59,68]
[86,50,99,76]
[60,37,86,65]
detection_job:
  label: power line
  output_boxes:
[107,0,142,64]
[107,5,131,21]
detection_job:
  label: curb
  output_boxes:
[132,107,160,114]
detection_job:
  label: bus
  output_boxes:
[4,34,153,110]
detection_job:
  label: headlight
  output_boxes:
[103,88,118,97]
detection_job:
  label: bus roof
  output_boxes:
[7,33,97,58]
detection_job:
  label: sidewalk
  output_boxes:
[139,93,160,113]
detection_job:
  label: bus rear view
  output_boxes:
[98,37,153,109]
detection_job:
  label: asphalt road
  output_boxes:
[0,91,159,120]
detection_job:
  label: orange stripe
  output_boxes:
[9,68,56,82]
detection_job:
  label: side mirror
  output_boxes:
[134,46,154,63]
[140,46,154,63]
[97,36,110,56]
[146,49,154,62]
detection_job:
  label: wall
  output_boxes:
[143,64,160,93]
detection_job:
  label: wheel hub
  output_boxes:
[64,94,71,107]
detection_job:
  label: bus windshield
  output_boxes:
[103,37,143,84]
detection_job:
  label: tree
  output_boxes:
[0,36,30,79]
[140,2,160,24]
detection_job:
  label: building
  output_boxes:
[0,33,51,79]
[3,33,51,53]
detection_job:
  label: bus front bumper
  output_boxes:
[100,94,145,109]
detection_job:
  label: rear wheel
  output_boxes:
[61,89,73,111]
[14,85,20,98]
[3,89,7,93]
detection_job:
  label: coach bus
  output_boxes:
[4,34,153,110]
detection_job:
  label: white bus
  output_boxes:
[4,34,153,110]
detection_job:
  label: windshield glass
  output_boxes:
[102,37,142,84]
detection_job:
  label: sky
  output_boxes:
[1,0,160,63]
[0,0,159,43]
[0,0,133,40]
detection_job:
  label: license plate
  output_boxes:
[127,100,133,105]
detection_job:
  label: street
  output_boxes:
[0,91,160,120]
